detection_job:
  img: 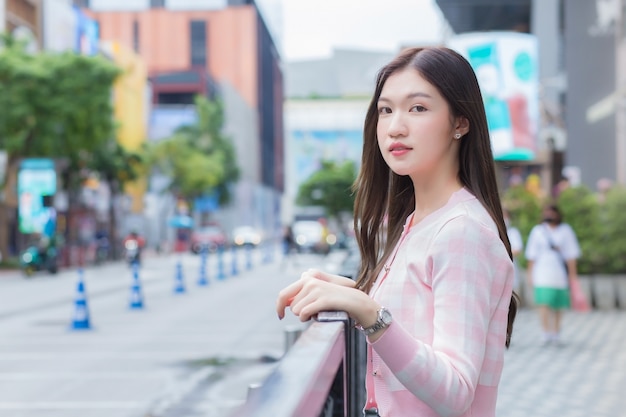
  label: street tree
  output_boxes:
[296,160,357,223]
[145,95,239,213]
[0,34,121,258]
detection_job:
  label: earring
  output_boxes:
[454,133,462,139]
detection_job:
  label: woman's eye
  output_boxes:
[378,107,391,114]
[410,105,427,112]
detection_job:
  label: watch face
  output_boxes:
[380,308,393,325]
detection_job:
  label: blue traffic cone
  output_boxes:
[231,245,239,276]
[216,246,226,281]
[245,244,253,270]
[129,264,144,309]
[174,260,186,294]
[197,249,209,286]
[70,269,91,330]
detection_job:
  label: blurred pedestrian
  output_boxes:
[525,204,581,346]
[280,225,297,268]
[553,175,571,198]
[276,47,517,417]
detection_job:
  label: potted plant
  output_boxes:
[599,186,626,309]
[556,186,603,308]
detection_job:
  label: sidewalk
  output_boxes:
[184,310,626,417]
[498,308,626,417]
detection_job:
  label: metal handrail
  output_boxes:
[229,311,350,417]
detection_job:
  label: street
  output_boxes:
[0,246,318,417]
[0,248,625,417]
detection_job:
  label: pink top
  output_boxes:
[367,188,514,417]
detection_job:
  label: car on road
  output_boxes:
[190,224,227,254]
[231,226,263,247]
[292,220,333,254]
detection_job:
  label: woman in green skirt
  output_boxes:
[525,205,581,346]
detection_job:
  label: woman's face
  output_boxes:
[376,67,463,183]
[543,208,559,224]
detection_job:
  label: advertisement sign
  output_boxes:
[149,106,198,141]
[292,130,362,185]
[448,32,539,161]
[74,6,99,56]
[18,159,57,234]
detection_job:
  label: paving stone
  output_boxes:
[497,309,626,417]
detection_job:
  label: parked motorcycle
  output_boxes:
[124,238,141,266]
[21,244,58,277]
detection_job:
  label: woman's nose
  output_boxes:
[387,113,407,137]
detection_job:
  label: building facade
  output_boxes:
[83,0,284,243]
[566,0,618,187]
[2,0,41,50]
[437,0,623,190]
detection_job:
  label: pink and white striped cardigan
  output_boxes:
[367,187,514,417]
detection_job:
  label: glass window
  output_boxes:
[190,20,207,67]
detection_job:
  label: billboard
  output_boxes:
[42,1,99,55]
[448,32,539,161]
[149,106,198,141]
[74,6,99,56]
[292,130,362,185]
[18,159,57,235]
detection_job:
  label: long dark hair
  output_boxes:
[352,47,518,347]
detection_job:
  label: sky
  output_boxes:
[257,0,450,62]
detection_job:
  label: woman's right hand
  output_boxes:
[276,268,376,325]
[299,268,357,288]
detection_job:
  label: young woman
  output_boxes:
[276,47,517,417]
[525,204,580,346]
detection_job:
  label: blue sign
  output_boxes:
[18,159,57,234]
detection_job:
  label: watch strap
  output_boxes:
[356,307,392,336]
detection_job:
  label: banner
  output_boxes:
[18,159,57,234]
[448,32,539,161]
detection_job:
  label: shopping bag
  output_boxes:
[570,278,590,312]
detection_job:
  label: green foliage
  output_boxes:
[146,96,239,205]
[296,160,357,220]
[0,36,121,185]
[601,186,626,274]
[502,185,542,245]
[557,186,602,275]
[502,183,626,275]
[89,141,146,191]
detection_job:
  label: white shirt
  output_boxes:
[506,225,523,288]
[525,222,581,289]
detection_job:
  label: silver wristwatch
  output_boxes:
[356,307,393,336]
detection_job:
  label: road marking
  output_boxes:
[0,371,170,380]
[0,401,145,410]
[0,351,217,360]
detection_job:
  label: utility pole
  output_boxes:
[617,0,626,184]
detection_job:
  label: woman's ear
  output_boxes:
[455,116,470,137]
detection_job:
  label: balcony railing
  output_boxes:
[229,311,366,417]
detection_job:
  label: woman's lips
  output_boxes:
[389,143,412,156]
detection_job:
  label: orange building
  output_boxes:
[84,1,284,238]
[88,4,283,183]
[100,8,258,105]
